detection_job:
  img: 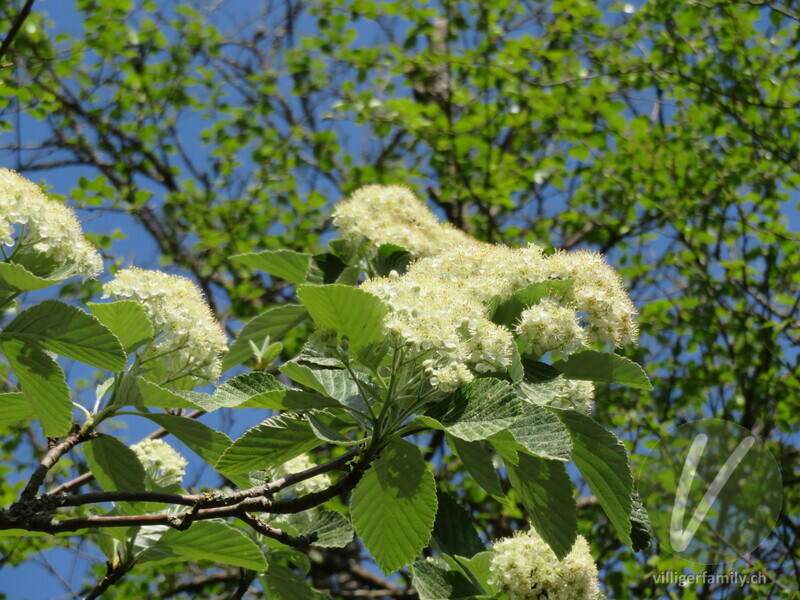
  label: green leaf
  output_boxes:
[211,372,335,411]
[134,378,211,410]
[232,249,312,284]
[0,262,64,292]
[374,244,412,276]
[300,510,355,548]
[409,560,482,600]
[279,362,371,414]
[0,392,35,428]
[551,351,652,390]
[423,379,523,442]
[87,300,153,353]
[138,521,267,571]
[560,411,633,544]
[307,411,356,445]
[447,436,504,500]
[629,489,652,552]
[503,403,572,461]
[306,252,348,284]
[296,285,388,353]
[2,339,71,437]
[490,279,574,328]
[432,491,484,558]
[222,304,307,372]
[350,438,438,573]
[505,453,577,559]
[2,300,126,371]
[265,561,315,599]
[215,414,323,474]
[136,413,232,471]
[83,436,146,492]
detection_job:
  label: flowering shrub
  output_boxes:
[0,175,651,599]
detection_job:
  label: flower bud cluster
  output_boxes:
[490,528,604,600]
[268,454,331,497]
[333,185,476,257]
[0,168,102,278]
[131,439,187,487]
[103,267,228,383]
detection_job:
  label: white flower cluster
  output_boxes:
[103,268,228,383]
[268,454,331,497]
[0,168,102,278]
[334,185,638,391]
[332,185,475,257]
[362,263,515,392]
[541,250,638,348]
[266,454,332,530]
[516,300,588,357]
[131,439,187,487]
[490,528,604,600]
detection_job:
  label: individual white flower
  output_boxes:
[102,267,228,383]
[131,439,187,487]
[267,454,331,496]
[0,168,102,278]
[333,185,476,257]
[516,300,589,357]
[490,528,604,600]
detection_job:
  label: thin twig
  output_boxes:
[83,559,135,600]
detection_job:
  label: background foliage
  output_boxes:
[0,0,798,598]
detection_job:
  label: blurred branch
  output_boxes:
[0,0,35,65]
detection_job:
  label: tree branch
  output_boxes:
[19,425,96,502]
[83,559,135,600]
[0,0,35,65]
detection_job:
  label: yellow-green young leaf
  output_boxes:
[222,304,307,372]
[215,413,323,474]
[551,351,652,390]
[233,249,312,284]
[296,284,388,353]
[87,300,153,353]
[83,436,146,492]
[0,392,35,428]
[560,411,633,545]
[0,262,64,292]
[138,521,267,571]
[2,339,72,437]
[505,453,577,560]
[2,300,126,371]
[350,439,438,573]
